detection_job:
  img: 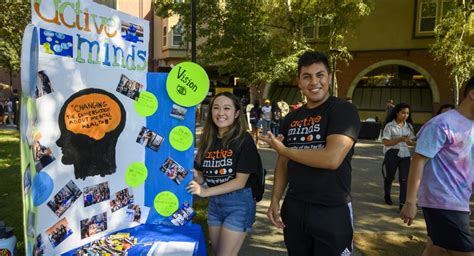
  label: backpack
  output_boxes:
[250,152,266,202]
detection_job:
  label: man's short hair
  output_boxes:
[297,51,330,76]
[463,76,474,98]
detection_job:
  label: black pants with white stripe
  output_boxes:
[281,197,353,256]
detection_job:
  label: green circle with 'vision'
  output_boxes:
[154,191,179,217]
[125,162,148,188]
[134,91,158,117]
[166,62,209,107]
[169,125,193,151]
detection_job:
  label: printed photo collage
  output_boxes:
[35,179,145,249]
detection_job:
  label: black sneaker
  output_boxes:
[384,195,393,205]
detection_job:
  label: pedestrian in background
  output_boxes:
[401,77,474,255]
[249,100,262,144]
[271,101,282,135]
[261,99,272,136]
[381,102,416,210]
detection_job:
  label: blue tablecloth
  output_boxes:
[63,224,207,255]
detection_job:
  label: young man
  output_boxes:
[400,77,474,256]
[260,51,361,255]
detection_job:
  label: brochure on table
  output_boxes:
[20,1,209,255]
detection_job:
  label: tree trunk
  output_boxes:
[454,74,460,106]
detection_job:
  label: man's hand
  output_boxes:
[259,132,285,153]
[267,201,285,229]
[187,180,208,197]
[400,201,417,226]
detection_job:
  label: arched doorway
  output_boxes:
[347,60,439,124]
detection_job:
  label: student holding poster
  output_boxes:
[187,92,258,256]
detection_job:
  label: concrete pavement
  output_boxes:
[239,140,428,256]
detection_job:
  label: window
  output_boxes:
[415,0,458,36]
[353,65,433,112]
[302,18,331,41]
[93,0,116,9]
[419,0,437,33]
[172,24,183,46]
[162,26,167,47]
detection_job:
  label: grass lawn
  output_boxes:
[0,129,210,255]
[0,129,24,254]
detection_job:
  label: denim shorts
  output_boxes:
[207,187,256,232]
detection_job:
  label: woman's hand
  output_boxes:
[187,180,209,197]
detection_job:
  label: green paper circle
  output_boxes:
[134,91,158,117]
[169,126,193,151]
[154,191,179,217]
[166,62,209,107]
[125,162,148,188]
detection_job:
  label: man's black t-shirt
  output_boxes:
[199,133,258,187]
[280,96,361,206]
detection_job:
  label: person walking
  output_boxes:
[261,51,361,255]
[400,77,474,256]
[249,100,262,144]
[261,99,272,136]
[188,92,259,256]
[271,101,282,135]
[381,102,416,210]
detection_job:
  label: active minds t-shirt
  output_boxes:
[280,96,361,206]
[200,133,258,187]
[416,109,474,212]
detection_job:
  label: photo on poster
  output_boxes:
[24,163,31,195]
[80,212,108,239]
[27,211,35,238]
[33,234,45,255]
[39,28,73,58]
[36,70,54,98]
[125,204,142,223]
[170,104,187,120]
[110,188,134,213]
[121,21,144,43]
[83,182,111,207]
[160,157,188,185]
[116,74,142,101]
[46,180,82,217]
[31,132,56,172]
[75,233,137,255]
[169,201,195,226]
[46,218,73,248]
[136,126,164,152]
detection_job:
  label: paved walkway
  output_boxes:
[240,140,428,255]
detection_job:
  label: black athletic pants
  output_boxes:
[383,149,410,205]
[281,197,353,256]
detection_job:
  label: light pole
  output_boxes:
[329,48,342,97]
[191,0,196,63]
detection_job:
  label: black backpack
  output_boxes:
[250,152,266,202]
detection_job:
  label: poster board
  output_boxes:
[20,1,206,255]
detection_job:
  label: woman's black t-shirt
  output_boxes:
[199,132,258,187]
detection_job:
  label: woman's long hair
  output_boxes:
[196,92,249,164]
[383,102,414,128]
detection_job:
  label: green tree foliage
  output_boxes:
[430,0,473,105]
[153,0,374,89]
[0,2,31,81]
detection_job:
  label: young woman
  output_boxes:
[187,92,258,256]
[382,103,416,210]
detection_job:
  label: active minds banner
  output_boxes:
[20,1,208,255]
